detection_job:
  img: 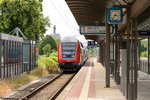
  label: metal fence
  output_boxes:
[138,58,150,73]
[0,34,38,79]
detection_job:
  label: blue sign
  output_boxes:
[138,31,150,36]
[88,41,95,46]
[80,25,114,35]
[107,8,123,24]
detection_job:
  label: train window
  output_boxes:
[61,42,76,59]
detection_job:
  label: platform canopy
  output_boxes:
[65,0,150,42]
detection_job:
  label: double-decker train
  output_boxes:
[58,36,88,72]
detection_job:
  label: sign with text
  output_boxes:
[88,41,95,46]
[138,31,150,36]
[80,25,113,35]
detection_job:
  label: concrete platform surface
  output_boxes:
[56,58,126,100]
[137,71,150,100]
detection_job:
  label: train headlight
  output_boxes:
[71,55,75,58]
[63,55,66,57]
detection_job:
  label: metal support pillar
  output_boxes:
[128,19,134,100]
[102,42,106,65]
[105,23,110,88]
[110,40,115,75]
[116,33,121,85]
[100,42,105,65]
[114,25,121,85]
[114,26,118,82]
[134,18,138,99]
[112,41,115,76]
[120,42,127,95]
[128,18,138,100]
[126,4,131,99]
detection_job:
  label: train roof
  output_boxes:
[61,36,78,42]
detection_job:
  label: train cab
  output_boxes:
[58,36,88,72]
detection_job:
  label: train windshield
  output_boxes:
[62,42,76,59]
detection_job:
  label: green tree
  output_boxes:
[141,51,147,57]
[140,40,147,52]
[39,35,57,55]
[140,39,148,57]
[54,38,60,46]
[42,44,51,57]
[0,0,50,41]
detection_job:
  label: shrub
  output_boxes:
[49,51,58,62]
[38,57,50,70]
[38,56,60,73]
[49,51,58,57]
[42,44,51,57]
[141,51,147,57]
[50,56,58,62]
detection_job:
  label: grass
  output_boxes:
[0,68,49,97]
[0,80,11,97]
[0,51,60,97]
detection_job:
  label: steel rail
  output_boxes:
[49,73,76,100]
[21,73,63,100]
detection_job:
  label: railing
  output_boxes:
[138,58,150,73]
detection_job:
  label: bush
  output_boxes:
[38,57,50,70]
[42,44,51,57]
[50,56,58,62]
[38,57,60,73]
[49,51,58,57]
[141,51,147,57]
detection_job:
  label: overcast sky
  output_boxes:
[42,0,87,45]
[42,0,79,36]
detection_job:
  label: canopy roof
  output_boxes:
[65,0,150,42]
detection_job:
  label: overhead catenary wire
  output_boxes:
[57,0,79,34]
[49,0,78,35]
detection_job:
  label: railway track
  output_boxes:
[20,73,75,100]
[49,73,75,100]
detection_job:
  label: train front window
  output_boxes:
[62,42,76,59]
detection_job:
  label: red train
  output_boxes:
[58,36,88,72]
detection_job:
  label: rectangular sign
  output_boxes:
[80,25,113,35]
[138,31,150,36]
[107,8,123,24]
[88,41,95,46]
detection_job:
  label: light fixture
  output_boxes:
[94,20,99,25]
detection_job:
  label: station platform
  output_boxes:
[56,57,126,100]
[137,71,150,100]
